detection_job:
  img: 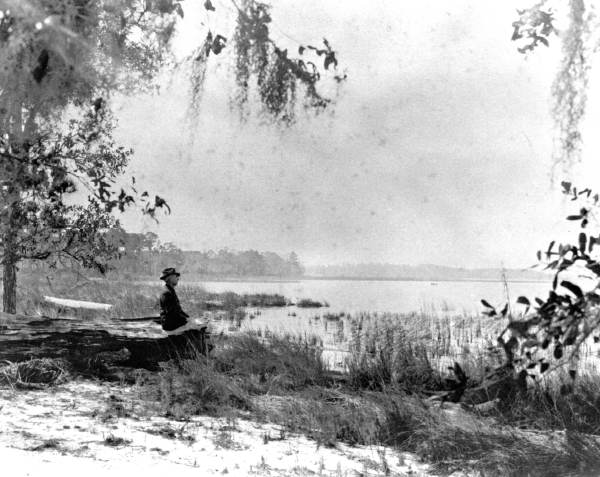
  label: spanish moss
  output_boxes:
[552,0,589,173]
[232,0,330,124]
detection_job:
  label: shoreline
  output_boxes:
[104,276,551,285]
[183,276,551,285]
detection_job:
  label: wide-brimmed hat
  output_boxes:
[160,267,181,280]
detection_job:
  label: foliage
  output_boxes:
[0,0,186,311]
[482,182,600,386]
[511,3,557,54]
[0,106,162,273]
[0,0,184,120]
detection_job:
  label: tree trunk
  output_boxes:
[2,243,17,314]
[1,99,23,315]
[2,197,19,314]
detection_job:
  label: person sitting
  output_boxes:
[159,267,208,336]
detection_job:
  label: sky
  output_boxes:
[112,0,598,269]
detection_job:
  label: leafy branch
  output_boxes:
[482,182,600,391]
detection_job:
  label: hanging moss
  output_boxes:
[231,0,331,123]
[551,0,589,172]
[512,0,597,173]
[185,32,213,129]
[175,0,342,128]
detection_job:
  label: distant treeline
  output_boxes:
[306,263,551,282]
[109,230,304,278]
[20,228,304,278]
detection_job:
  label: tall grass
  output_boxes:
[491,372,600,434]
[213,331,326,391]
[346,313,442,391]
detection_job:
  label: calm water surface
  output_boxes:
[198,278,551,314]
[196,279,550,333]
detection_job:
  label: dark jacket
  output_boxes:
[159,285,189,331]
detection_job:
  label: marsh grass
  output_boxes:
[13,271,292,321]
[346,313,442,391]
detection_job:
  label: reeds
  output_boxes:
[345,313,442,391]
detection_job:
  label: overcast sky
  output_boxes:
[112,0,598,268]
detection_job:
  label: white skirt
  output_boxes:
[164,319,210,336]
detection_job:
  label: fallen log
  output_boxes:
[0,312,209,375]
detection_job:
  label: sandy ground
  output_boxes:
[0,380,433,477]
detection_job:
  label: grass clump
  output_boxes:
[492,373,600,434]
[103,434,132,447]
[346,314,443,392]
[28,438,64,452]
[253,387,427,449]
[213,332,326,392]
[240,293,288,307]
[296,298,327,308]
[0,358,70,389]
[410,408,600,476]
[158,357,249,417]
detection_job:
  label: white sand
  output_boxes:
[0,380,432,476]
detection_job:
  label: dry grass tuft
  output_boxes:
[0,358,70,389]
[213,332,326,392]
[411,406,600,476]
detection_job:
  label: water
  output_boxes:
[197,278,552,315]
[196,278,553,367]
